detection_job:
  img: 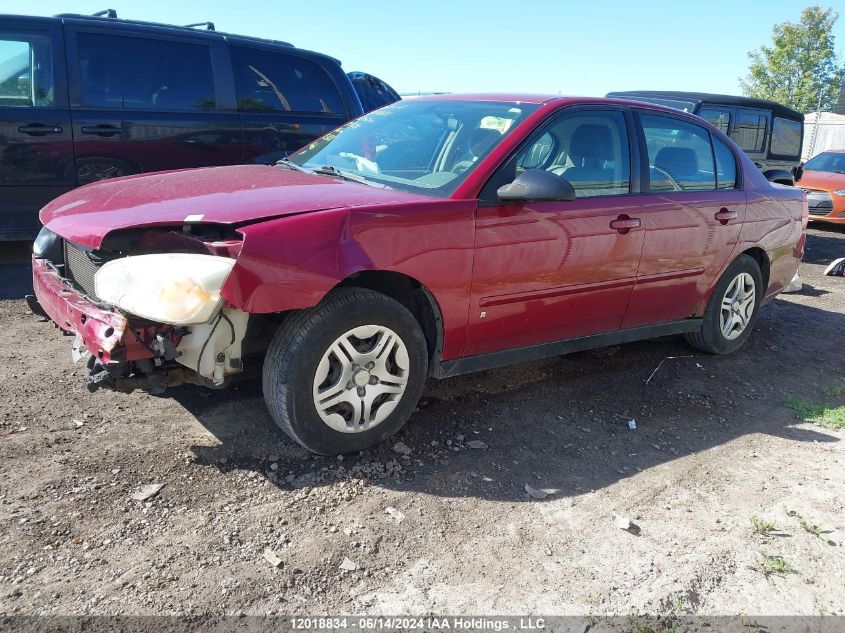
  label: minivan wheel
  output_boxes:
[75,158,131,184]
[262,288,428,455]
[685,254,763,354]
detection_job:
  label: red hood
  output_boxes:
[41,164,431,249]
[799,169,845,191]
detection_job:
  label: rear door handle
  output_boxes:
[610,215,641,234]
[18,124,63,136]
[715,208,737,224]
[80,125,122,137]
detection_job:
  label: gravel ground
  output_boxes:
[0,227,843,617]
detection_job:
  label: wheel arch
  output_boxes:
[334,270,444,374]
[697,247,771,315]
[741,246,771,290]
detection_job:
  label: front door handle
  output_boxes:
[80,125,122,137]
[610,214,641,234]
[715,208,737,224]
[18,124,63,136]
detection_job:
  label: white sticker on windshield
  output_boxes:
[184,214,204,222]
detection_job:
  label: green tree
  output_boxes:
[741,6,844,112]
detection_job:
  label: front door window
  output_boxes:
[514,110,631,197]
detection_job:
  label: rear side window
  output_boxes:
[732,109,768,153]
[698,107,731,134]
[0,31,53,107]
[232,46,345,115]
[770,117,802,158]
[641,114,716,192]
[712,136,737,189]
[76,33,215,111]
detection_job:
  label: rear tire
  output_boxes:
[685,254,763,354]
[262,288,428,455]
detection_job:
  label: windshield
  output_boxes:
[804,152,845,174]
[289,99,538,197]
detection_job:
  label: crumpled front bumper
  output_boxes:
[31,257,153,364]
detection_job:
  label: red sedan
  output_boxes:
[30,94,807,454]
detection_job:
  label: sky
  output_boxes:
[7,0,845,97]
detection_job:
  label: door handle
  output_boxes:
[715,208,737,225]
[18,124,63,136]
[609,215,641,234]
[80,125,122,137]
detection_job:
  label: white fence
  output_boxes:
[803,111,845,160]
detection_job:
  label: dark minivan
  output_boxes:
[607,91,805,186]
[0,12,399,240]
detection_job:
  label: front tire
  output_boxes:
[262,288,428,455]
[685,254,763,354]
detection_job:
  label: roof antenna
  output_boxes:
[184,22,216,31]
[92,9,117,18]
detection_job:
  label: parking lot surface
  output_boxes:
[1,229,843,616]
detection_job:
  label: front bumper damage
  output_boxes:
[31,257,248,393]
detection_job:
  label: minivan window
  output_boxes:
[641,114,716,191]
[697,107,731,134]
[770,117,802,158]
[76,33,215,111]
[0,32,53,107]
[712,135,737,189]
[232,46,345,115]
[733,109,768,153]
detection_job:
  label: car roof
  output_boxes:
[408,94,696,115]
[608,90,804,121]
[0,12,341,65]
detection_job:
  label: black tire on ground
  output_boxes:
[685,254,763,355]
[262,288,429,455]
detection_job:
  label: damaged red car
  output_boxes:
[30,95,807,455]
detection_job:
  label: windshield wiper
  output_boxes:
[275,157,311,173]
[311,165,391,189]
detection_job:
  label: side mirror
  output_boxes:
[794,162,804,182]
[497,169,576,203]
[17,72,31,95]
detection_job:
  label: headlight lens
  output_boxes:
[833,189,845,196]
[94,253,235,324]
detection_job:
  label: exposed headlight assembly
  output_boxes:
[94,253,235,325]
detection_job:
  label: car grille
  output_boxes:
[64,241,100,297]
[802,188,834,216]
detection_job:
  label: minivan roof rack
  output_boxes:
[52,12,296,51]
[184,21,215,31]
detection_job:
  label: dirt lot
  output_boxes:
[0,227,843,618]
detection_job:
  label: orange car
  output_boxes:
[798,150,845,223]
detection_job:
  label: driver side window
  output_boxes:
[512,110,631,198]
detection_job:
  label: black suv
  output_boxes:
[607,91,805,186]
[0,12,399,240]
